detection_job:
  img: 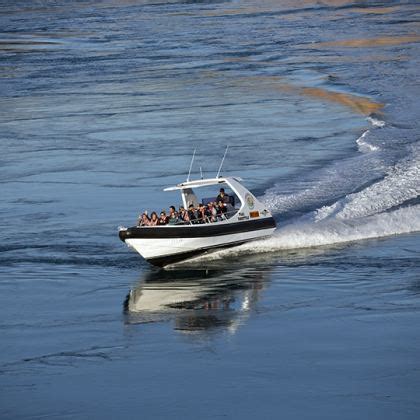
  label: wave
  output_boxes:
[263,112,392,218]
[262,152,385,217]
[278,204,419,250]
[183,137,419,265]
[367,116,385,128]
[356,129,379,152]
[315,143,419,221]
[356,116,386,152]
[184,204,420,265]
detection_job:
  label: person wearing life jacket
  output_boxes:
[138,211,150,226]
[188,204,197,223]
[216,200,227,220]
[207,202,217,222]
[168,206,179,225]
[149,211,159,226]
[159,210,169,225]
[197,203,207,223]
[178,206,190,223]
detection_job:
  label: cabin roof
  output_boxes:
[163,177,242,191]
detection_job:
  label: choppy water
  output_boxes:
[1,1,419,418]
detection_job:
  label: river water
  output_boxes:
[1,1,419,418]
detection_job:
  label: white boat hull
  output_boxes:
[125,227,275,266]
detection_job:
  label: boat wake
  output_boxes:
[367,116,386,128]
[188,204,419,263]
[356,130,379,153]
[177,117,420,265]
[314,143,419,221]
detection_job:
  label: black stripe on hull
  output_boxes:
[119,217,276,241]
[146,239,254,268]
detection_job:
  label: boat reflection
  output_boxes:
[123,265,273,335]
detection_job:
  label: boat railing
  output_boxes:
[136,209,239,228]
[172,209,238,226]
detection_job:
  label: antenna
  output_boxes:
[187,148,196,182]
[216,145,229,178]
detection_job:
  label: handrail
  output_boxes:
[137,209,239,227]
[174,209,238,226]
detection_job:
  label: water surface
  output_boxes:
[0,1,419,418]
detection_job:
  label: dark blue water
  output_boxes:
[1,1,419,418]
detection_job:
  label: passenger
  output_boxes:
[205,203,213,221]
[168,205,179,225]
[138,212,150,226]
[197,203,207,223]
[207,202,217,222]
[159,210,169,225]
[178,206,190,223]
[149,211,159,226]
[216,188,230,205]
[217,200,227,220]
[188,204,197,223]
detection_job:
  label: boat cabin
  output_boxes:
[163,176,270,224]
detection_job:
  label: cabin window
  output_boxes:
[182,184,240,222]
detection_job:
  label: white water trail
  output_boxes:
[186,205,420,264]
[356,130,379,152]
[315,143,420,221]
[262,151,386,215]
[367,116,386,128]
[262,117,389,215]
[176,115,419,266]
[356,116,386,153]
[185,137,419,264]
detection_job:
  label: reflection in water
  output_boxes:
[228,75,383,115]
[314,35,420,48]
[124,266,273,335]
[300,87,383,115]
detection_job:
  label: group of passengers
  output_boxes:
[138,188,231,227]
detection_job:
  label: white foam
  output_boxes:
[356,130,379,152]
[355,116,385,153]
[315,144,420,220]
[262,152,385,215]
[176,128,419,266]
[185,205,420,264]
[367,116,386,128]
[185,142,420,264]
[268,205,419,250]
[314,202,338,221]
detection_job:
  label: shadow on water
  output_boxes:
[123,262,274,335]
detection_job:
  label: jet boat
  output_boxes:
[118,176,276,267]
